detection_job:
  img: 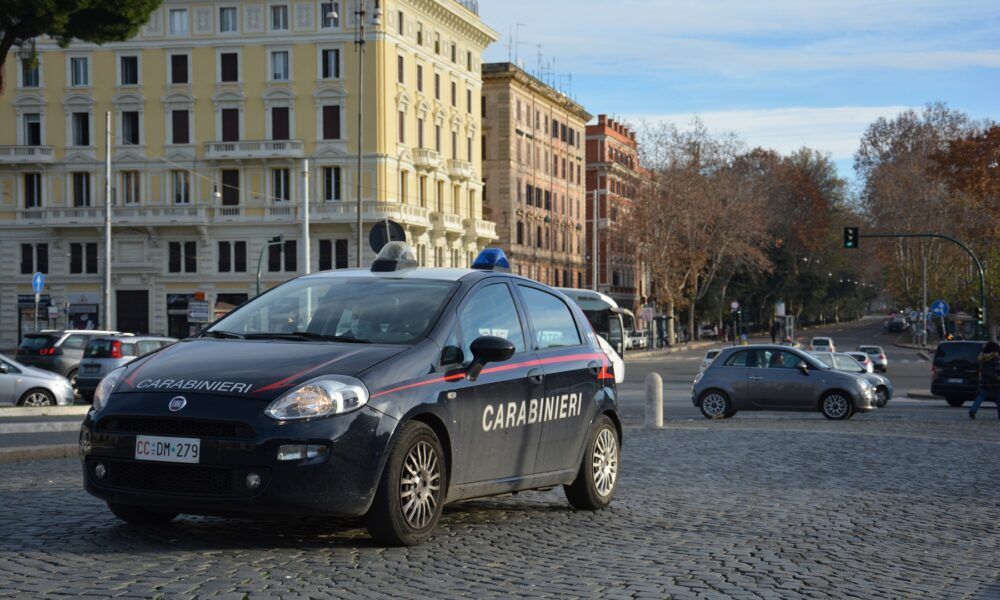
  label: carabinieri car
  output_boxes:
[80,244,621,545]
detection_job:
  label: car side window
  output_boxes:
[517,286,582,350]
[763,350,801,369]
[1,360,20,374]
[61,334,88,350]
[136,341,159,355]
[458,283,525,360]
[724,350,750,367]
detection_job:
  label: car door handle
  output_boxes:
[588,361,601,375]
[528,368,544,385]
[749,376,763,381]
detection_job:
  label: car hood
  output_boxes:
[113,339,407,401]
[861,373,890,388]
[19,364,68,382]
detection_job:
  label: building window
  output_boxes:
[416,64,423,92]
[221,169,240,205]
[319,239,349,270]
[70,57,89,86]
[323,166,342,201]
[23,113,41,145]
[120,56,139,85]
[417,117,424,148]
[435,124,441,152]
[21,59,39,87]
[20,243,48,275]
[219,7,238,32]
[450,42,456,63]
[399,170,408,203]
[72,172,91,207]
[466,50,473,71]
[221,108,239,141]
[418,175,427,207]
[321,48,340,78]
[271,51,289,81]
[397,55,405,83]
[434,73,440,99]
[169,9,188,35]
[270,5,288,30]
[397,10,404,35]
[271,106,289,140]
[171,110,190,144]
[398,111,406,144]
[171,170,190,204]
[321,2,340,28]
[120,171,140,204]
[23,173,42,208]
[170,54,189,84]
[169,241,197,273]
[450,82,456,106]
[220,52,239,82]
[268,240,297,272]
[70,242,98,274]
[516,221,524,245]
[322,105,341,139]
[121,111,140,145]
[466,89,472,114]
[451,131,457,160]
[218,241,247,272]
[417,22,424,45]
[467,137,473,161]
[272,168,290,202]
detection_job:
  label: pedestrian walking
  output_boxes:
[969,341,1000,419]
[770,319,780,344]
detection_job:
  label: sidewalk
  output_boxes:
[0,406,87,463]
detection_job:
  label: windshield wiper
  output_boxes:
[201,330,245,339]
[244,332,372,343]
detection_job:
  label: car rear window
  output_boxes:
[859,346,881,354]
[19,335,57,350]
[85,340,138,358]
[934,343,985,368]
[724,350,750,367]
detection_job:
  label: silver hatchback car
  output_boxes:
[75,336,177,402]
[692,345,878,420]
[0,354,75,406]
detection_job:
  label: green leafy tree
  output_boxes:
[0,0,162,94]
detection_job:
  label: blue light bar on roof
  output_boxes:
[471,248,510,272]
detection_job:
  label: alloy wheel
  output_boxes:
[824,394,850,419]
[399,440,441,530]
[702,393,728,418]
[23,392,53,407]
[592,428,618,497]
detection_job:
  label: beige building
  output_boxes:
[480,62,590,288]
[0,0,497,346]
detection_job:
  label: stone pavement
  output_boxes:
[1,415,999,599]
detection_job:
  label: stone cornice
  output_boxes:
[482,63,592,122]
[404,0,499,49]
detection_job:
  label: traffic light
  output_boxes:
[843,227,859,249]
[975,306,985,324]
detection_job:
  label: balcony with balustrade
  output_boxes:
[310,201,431,230]
[204,140,304,160]
[447,159,475,181]
[431,211,465,236]
[0,146,55,164]
[16,204,210,226]
[413,148,443,171]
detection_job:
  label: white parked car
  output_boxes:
[810,337,835,352]
[699,349,722,373]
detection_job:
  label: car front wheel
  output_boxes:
[366,421,447,546]
[18,389,56,407]
[876,387,889,408]
[564,415,620,510]
[821,392,854,420]
[699,390,734,419]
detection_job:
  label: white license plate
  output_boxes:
[947,378,964,384]
[134,435,200,464]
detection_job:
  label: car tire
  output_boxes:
[820,391,854,420]
[946,397,966,407]
[366,421,447,547]
[107,502,178,525]
[876,387,889,408]
[564,414,619,510]
[67,369,78,389]
[17,388,56,407]
[698,390,733,419]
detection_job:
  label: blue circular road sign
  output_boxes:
[931,300,949,318]
[32,272,45,294]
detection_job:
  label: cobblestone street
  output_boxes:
[2,415,998,599]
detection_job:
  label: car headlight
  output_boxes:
[693,372,703,385]
[264,376,369,420]
[93,367,126,411]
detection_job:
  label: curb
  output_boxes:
[0,406,90,418]
[627,340,715,359]
[0,422,82,434]
[0,444,77,464]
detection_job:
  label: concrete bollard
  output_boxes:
[645,372,664,429]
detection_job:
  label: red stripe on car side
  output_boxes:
[254,349,368,393]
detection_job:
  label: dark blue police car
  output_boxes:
[81,244,621,545]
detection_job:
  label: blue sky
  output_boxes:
[478,0,1000,181]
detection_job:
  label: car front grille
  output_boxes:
[89,458,266,497]
[97,417,255,440]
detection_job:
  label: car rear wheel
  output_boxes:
[366,421,447,546]
[107,502,178,525]
[946,397,966,407]
[18,388,56,407]
[875,387,889,408]
[699,390,734,419]
[821,392,854,420]
[564,415,619,510]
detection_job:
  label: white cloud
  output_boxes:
[622,106,913,160]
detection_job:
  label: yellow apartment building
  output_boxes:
[0,0,498,345]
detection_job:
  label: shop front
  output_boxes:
[18,294,52,342]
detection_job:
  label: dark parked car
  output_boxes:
[15,330,121,389]
[931,341,987,406]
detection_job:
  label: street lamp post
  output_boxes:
[352,0,381,267]
[103,111,113,330]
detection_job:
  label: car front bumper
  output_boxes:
[80,392,397,518]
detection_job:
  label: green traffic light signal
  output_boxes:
[843,227,859,249]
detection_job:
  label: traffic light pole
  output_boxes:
[859,232,988,340]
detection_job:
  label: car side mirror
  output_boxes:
[0,363,7,374]
[440,345,464,366]
[797,362,809,376]
[467,336,515,381]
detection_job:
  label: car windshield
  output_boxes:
[19,334,57,350]
[834,354,865,372]
[207,276,458,345]
[933,343,985,368]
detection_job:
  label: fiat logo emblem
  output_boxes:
[168,396,187,412]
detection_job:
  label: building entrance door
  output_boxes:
[117,290,149,334]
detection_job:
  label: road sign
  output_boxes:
[730,301,740,311]
[187,300,211,323]
[930,300,949,318]
[369,219,406,253]
[909,310,919,321]
[32,272,45,293]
